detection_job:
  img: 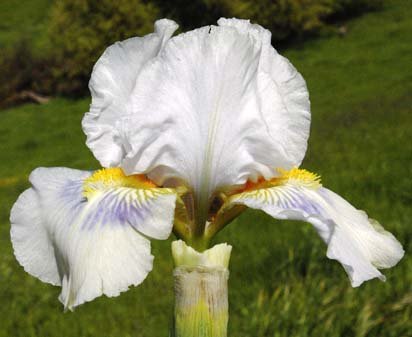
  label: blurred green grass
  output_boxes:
[0,0,411,336]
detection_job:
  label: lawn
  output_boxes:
[0,0,411,336]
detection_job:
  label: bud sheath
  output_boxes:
[171,241,232,337]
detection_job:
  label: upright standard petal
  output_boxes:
[117,19,310,223]
[228,168,404,286]
[83,19,178,167]
[10,167,176,309]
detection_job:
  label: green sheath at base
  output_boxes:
[171,241,232,337]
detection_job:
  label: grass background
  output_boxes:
[0,0,411,336]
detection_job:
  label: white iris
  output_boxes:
[10,18,403,310]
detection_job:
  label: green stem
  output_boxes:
[187,235,210,252]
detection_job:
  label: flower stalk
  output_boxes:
[171,241,232,337]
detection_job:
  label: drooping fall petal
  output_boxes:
[228,169,404,286]
[10,167,176,309]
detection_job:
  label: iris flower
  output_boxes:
[11,18,403,334]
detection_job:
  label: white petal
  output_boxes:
[230,184,404,286]
[10,167,176,309]
[118,19,310,212]
[10,188,61,286]
[82,19,178,167]
[218,18,311,167]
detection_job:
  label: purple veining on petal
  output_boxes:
[294,192,322,215]
[83,189,152,230]
[59,176,157,231]
[60,179,86,225]
[318,187,332,201]
[277,188,324,216]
